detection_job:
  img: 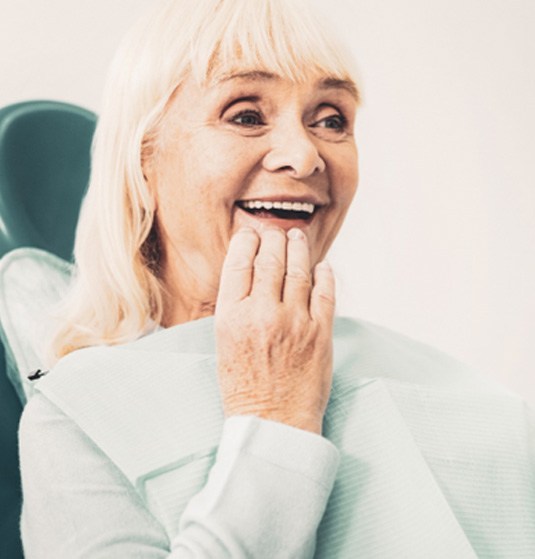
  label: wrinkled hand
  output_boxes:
[215,227,335,434]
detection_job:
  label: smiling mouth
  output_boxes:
[236,200,318,221]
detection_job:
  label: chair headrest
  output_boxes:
[0,100,96,261]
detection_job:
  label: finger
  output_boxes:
[250,227,287,301]
[217,227,260,308]
[283,228,312,308]
[310,260,336,322]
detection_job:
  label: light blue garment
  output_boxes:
[31,316,535,558]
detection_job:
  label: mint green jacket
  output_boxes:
[19,316,535,558]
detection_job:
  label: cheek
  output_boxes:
[343,143,359,186]
[331,150,359,209]
[185,137,259,203]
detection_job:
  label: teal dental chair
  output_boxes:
[0,100,96,558]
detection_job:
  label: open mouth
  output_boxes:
[236,200,318,221]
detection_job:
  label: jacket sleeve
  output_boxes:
[19,393,339,559]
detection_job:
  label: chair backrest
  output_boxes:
[0,100,96,558]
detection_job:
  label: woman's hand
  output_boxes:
[215,226,335,434]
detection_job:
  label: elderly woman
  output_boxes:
[18,0,534,558]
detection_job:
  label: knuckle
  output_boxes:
[223,254,254,272]
[315,290,336,308]
[288,320,310,341]
[254,252,285,271]
[285,266,311,285]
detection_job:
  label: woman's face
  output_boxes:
[146,69,359,318]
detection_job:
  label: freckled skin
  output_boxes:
[215,228,336,434]
[146,72,359,326]
[146,71,359,433]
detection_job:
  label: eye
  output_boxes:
[229,110,265,127]
[312,113,348,132]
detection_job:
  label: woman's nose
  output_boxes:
[262,124,326,178]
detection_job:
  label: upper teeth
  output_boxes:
[241,200,315,214]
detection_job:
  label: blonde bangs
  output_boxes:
[188,0,359,92]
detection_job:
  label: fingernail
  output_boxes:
[316,259,331,270]
[237,226,255,234]
[287,228,305,241]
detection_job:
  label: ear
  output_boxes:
[141,134,159,211]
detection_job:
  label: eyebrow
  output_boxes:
[319,78,360,102]
[217,70,279,83]
[217,70,360,102]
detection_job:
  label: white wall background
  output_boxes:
[1,0,534,401]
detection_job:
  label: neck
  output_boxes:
[161,294,216,327]
[160,257,219,328]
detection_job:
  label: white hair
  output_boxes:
[51,0,361,361]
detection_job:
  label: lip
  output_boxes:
[234,203,322,233]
